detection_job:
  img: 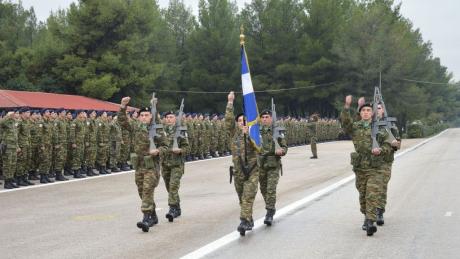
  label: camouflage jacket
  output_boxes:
[224,102,259,170]
[0,116,19,150]
[259,125,288,169]
[161,124,189,167]
[340,108,392,170]
[118,106,167,169]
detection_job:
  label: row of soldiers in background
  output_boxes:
[0,107,134,189]
[1,107,343,189]
[183,113,342,161]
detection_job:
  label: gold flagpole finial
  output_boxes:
[240,25,245,45]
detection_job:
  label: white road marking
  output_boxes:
[445,211,453,217]
[180,129,449,259]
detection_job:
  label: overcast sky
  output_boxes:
[15,0,460,81]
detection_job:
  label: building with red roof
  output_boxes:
[0,90,134,111]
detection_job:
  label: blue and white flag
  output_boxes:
[241,44,261,149]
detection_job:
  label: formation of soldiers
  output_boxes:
[0,107,133,189]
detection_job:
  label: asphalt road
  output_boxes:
[0,131,452,259]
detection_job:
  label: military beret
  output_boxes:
[18,107,31,113]
[139,107,151,114]
[55,108,65,114]
[41,108,52,115]
[107,112,114,117]
[204,113,210,117]
[359,102,373,112]
[235,112,245,122]
[260,109,272,117]
[163,110,175,117]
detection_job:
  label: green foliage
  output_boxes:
[0,0,457,126]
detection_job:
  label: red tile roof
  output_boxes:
[0,90,130,111]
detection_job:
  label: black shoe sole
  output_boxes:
[376,220,384,226]
[166,214,174,222]
[238,227,246,236]
[264,220,272,226]
[366,226,377,236]
[137,222,149,232]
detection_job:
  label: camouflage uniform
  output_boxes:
[84,119,98,172]
[119,106,166,214]
[161,124,189,207]
[120,116,132,169]
[38,119,53,177]
[16,118,31,178]
[224,102,259,222]
[108,120,122,170]
[69,119,87,172]
[259,124,288,211]
[1,116,19,180]
[96,118,110,171]
[340,108,392,221]
[308,118,318,158]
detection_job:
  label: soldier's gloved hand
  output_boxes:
[121,97,131,108]
[149,149,160,156]
[371,148,381,156]
[72,144,77,148]
[228,91,235,103]
[344,95,352,108]
[172,148,182,154]
[275,149,285,156]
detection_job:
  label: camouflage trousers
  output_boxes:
[84,143,97,168]
[259,165,280,210]
[2,148,18,179]
[161,164,184,206]
[378,165,393,212]
[96,143,108,167]
[16,145,31,177]
[310,137,317,157]
[233,164,259,221]
[354,168,384,221]
[135,167,160,213]
[109,142,121,168]
[52,144,67,171]
[120,141,130,164]
[70,144,85,170]
[38,145,52,175]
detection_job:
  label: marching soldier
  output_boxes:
[16,107,34,186]
[225,91,260,235]
[69,110,87,179]
[340,95,392,236]
[119,96,167,232]
[161,109,189,222]
[258,109,288,226]
[308,114,319,159]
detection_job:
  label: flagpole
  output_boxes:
[240,25,249,178]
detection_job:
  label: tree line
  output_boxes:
[0,0,459,127]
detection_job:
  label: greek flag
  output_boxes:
[241,44,261,148]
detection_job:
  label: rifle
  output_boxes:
[376,76,398,142]
[271,98,286,151]
[229,166,234,184]
[149,92,163,151]
[172,98,187,150]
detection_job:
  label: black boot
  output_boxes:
[362,218,367,231]
[45,174,55,183]
[376,208,385,226]
[136,213,152,232]
[365,219,377,236]
[40,174,48,184]
[16,176,29,186]
[150,210,159,226]
[4,179,19,189]
[310,155,318,159]
[80,166,87,176]
[121,163,131,171]
[48,171,56,179]
[73,169,85,179]
[166,205,180,222]
[64,168,72,176]
[22,175,35,185]
[28,171,40,180]
[264,209,276,226]
[237,218,253,236]
[86,167,95,177]
[111,166,121,173]
[55,171,69,181]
